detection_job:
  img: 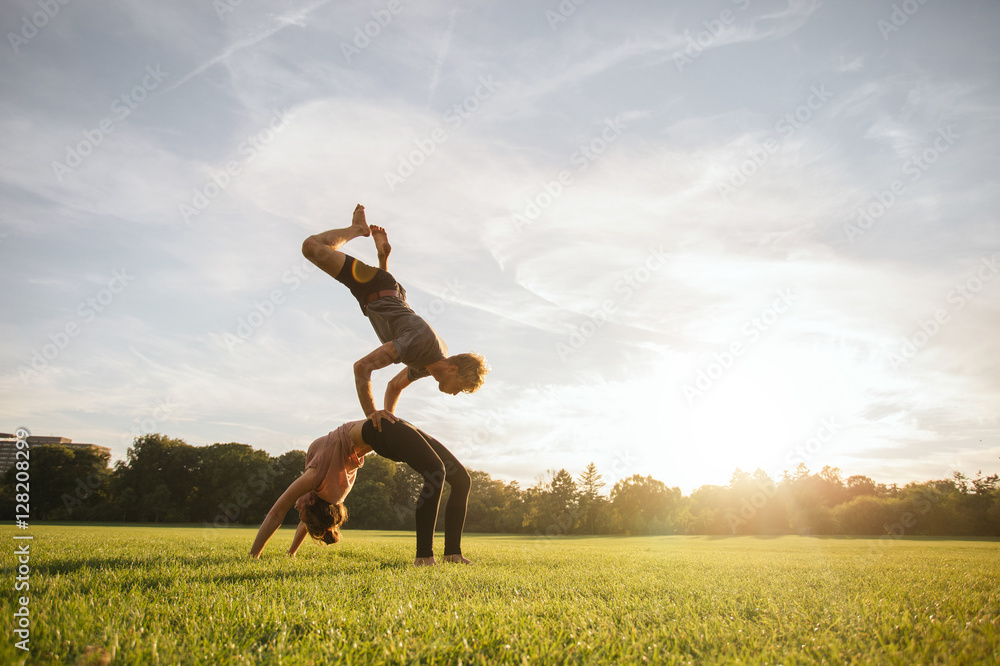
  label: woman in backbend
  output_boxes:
[249,418,472,566]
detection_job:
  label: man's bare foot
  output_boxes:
[370,224,391,270]
[413,556,438,567]
[442,554,473,565]
[351,204,371,238]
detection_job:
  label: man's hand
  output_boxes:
[368,409,397,432]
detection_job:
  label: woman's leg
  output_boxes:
[362,420,451,559]
[409,426,471,559]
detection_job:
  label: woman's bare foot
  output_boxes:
[413,556,438,567]
[351,204,371,237]
[370,225,391,270]
[442,554,473,565]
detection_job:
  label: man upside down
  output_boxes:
[301,204,489,430]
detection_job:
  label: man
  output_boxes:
[302,204,489,430]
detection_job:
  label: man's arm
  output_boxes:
[384,368,414,414]
[353,341,400,430]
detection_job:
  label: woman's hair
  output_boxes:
[298,496,349,545]
[449,352,490,393]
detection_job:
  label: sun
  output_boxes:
[640,343,857,490]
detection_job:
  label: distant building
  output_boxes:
[0,433,111,476]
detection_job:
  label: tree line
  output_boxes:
[4,433,999,537]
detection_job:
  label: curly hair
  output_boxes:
[448,352,490,393]
[298,497,349,545]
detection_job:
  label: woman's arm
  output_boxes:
[249,468,317,559]
[287,522,310,557]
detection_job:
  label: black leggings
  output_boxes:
[361,419,470,558]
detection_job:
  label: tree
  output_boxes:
[345,455,404,529]
[192,442,276,525]
[688,485,731,535]
[114,434,198,522]
[547,468,580,534]
[577,463,606,534]
[725,469,784,535]
[465,470,524,533]
[143,483,171,523]
[817,465,846,505]
[968,472,1000,535]
[779,466,840,534]
[522,469,579,536]
[611,474,684,535]
[845,475,877,501]
[833,495,892,534]
[819,466,843,485]
[1,445,111,520]
[578,463,604,501]
[116,487,138,522]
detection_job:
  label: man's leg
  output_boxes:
[370,225,392,271]
[301,204,370,278]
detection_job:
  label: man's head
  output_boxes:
[436,352,490,395]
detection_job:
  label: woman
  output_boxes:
[249,417,473,566]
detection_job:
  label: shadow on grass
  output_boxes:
[1,555,150,578]
[0,548,411,586]
[4,551,262,578]
[698,534,1000,542]
[202,556,405,581]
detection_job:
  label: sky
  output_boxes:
[1,0,998,494]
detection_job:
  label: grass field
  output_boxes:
[1,525,998,664]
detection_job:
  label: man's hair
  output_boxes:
[448,352,490,393]
[298,498,349,545]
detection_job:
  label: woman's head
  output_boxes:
[298,494,349,544]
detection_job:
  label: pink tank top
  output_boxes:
[294,423,364,512]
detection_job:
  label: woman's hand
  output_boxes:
[248,469,317,557]
[287,522,309,557]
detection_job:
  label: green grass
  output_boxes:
[1,526,998,664]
